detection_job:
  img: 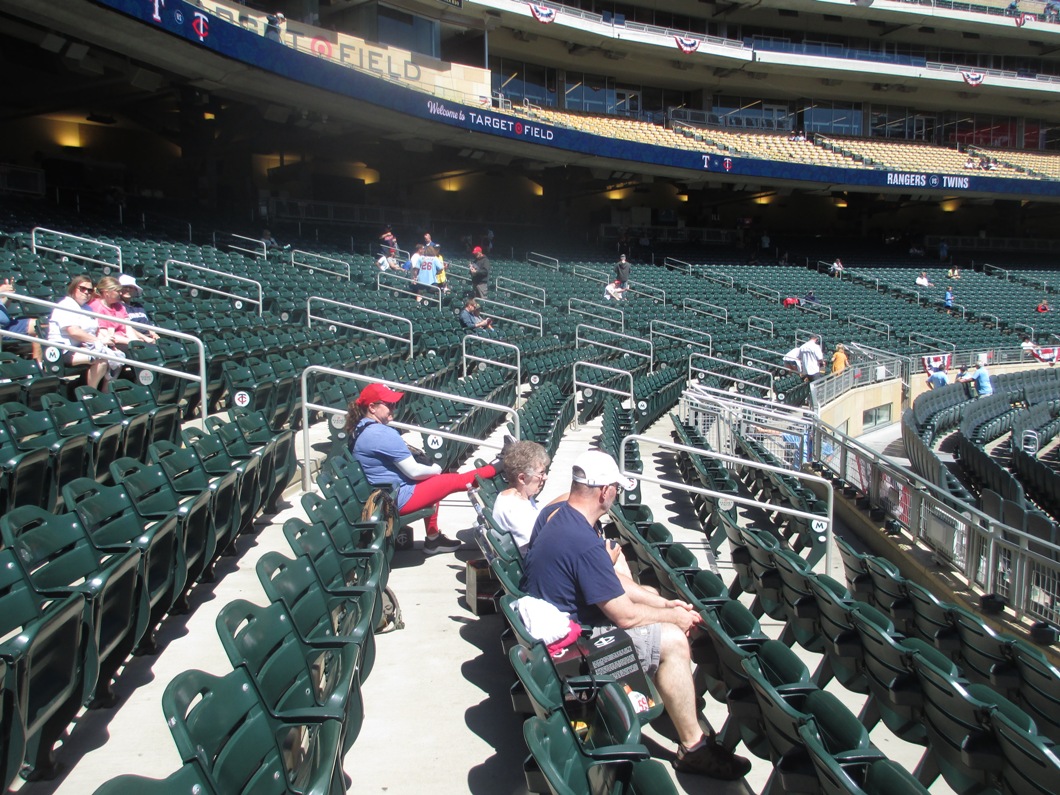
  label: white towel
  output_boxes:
[515,596,572,645]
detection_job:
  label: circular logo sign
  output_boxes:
[811,519,828,534]
[190,288,199,298]
[308,269,315,276]
[530,374,540,385]
[777,392,786,401]
[584,388,594,398]
[234,300,243,310]
[330,414,345,429]
[718,497,735,512]
[637,400,648,412]
[281,312,289,322]
[137,369,154,385]
[624,476,637,491]
[102,265,113,275]
[426,434,443,450]
[44,347,61,362]
[328,325,337,334]
[233,390,251,408]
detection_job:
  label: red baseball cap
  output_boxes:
[472,246,483,255]
[355,383,405,407]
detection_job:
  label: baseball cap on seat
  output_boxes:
[572,450,622,487]
[118,274,142,294]
[355,383,405,407]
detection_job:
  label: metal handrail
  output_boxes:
[461,335,522,390]
[627,280,666,305]
[2,291,208,413]
[225,233,268,260]
[376,270,443,308]
[649,320,711,355]
[31,226,123,274]
[748,316,775,337]
[306,297,414,359]
[569,297,624,330]
[477,297,544,336]
[621,434,835,575]
[907,331,955,353]
[698,270,735,289]
[685,382,818,424]
[527,251,559,271]
[298,367,521,491]
[572,361,634,431]
[164,259,264,316]
[740,343,788,373]
[576,324,653,370]
[663,256,692,275]
[682,297,728,322]
[847,314,892,339]
[494,276,547,306]
[573,263,610,283]
[688,352,774,396]
[747,282,780,303]
[291,250,351,280]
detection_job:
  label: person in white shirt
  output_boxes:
[47,275,113,389]
[915,271,934,288]
[604,280,628,301]
[491,441,552,552]
[796,336,825,381]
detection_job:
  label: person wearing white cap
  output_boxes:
[521,449,752,780]
[117,274,158,340]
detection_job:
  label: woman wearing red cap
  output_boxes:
[345,383,509,554]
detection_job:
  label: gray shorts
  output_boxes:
[590,623,662,676]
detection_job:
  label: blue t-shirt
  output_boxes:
[416,256,439,286]
[521,502,624,626]
[974,368,993,397]
[350,419,416,508]
[927,371,948,389]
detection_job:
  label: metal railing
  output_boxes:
[494,276,547,307]
[747,282,780,303]
[527,251,559,271]
[682,297,729,323]
[2,292,208,414]
[572,361,634,431]
[847,314,892,339]
[576,324,653,370]
[306,297,414,359]
[689,352,774,397]
[663,257,692,275]
[573,263,610,282]
[291,250,351,281]
[569,297,624,330]
[376,270,443,309]
[748,316,775,337]
[298,367,520,491]
[31,227,123,274]
[650,320,711,355]
[462,335,522,390]
[223,232,268,259]
[809,356,905,409]
[164,260,264,315]
[477,297,544,336]
[698,270,735,289]
[740,343,788,373]
[627,280,666,305]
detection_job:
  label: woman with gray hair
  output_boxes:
[492,441,551,552]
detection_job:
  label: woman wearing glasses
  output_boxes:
[346,383,509,555]
[47,275,117,389]
[492,441,551,553]
[87,276,157,347]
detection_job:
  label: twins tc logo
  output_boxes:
[192,11,209,40]
[149,0,165,22]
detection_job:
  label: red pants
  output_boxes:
[399,464,496,534]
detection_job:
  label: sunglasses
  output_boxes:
[76,285,94,293]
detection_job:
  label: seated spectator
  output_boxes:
[964,156,977,170]
[946,266,961,279]
[47,275,120,390]
[520,450,752,781]
[802,289,819,304]
[926,366,948,390]
[459,298,493,331]
[1037,299,1051,313]
[782,296,799,309]
[88,276,156,348]
[347,384,511,555]
[828,258,843,277]
[376,249,400,272]
[915,271,934,288]
[0,278,41,360]
[492,441,551,553]
[118,275,158,339]
[604,280,628,301]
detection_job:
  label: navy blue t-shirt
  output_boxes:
[521,502,624,626]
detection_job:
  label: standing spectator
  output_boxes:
[958,358,993,398]
[944,286,954,314]
[615,254,631,288]
[469,246,491,299]
[414,245,441,302]
[926,366,949,390]
[830,343,848,376]
[938,240,949,262]
[0,278,41,360]
[796,335,825,382]
[264,12,285,41]
[47,275,116,390]
[380,224,398,252]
